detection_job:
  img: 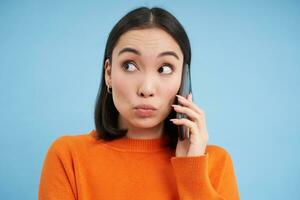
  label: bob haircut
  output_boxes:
[94,6,192,149]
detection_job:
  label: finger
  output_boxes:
[176,95,205,115]
[173,104,207,131]
[171,116,209,144]
[188,92,192,102]
[172,104,200,123]
[170,118,198,135]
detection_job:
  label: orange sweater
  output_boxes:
[38,130,240,200]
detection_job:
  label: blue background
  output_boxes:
[1,0,299,199]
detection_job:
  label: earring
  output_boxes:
[107,85,112,94]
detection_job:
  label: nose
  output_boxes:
[137,76,155,98]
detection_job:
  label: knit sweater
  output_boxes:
[38,129,240,200]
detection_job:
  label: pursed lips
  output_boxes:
[134,104,157,117]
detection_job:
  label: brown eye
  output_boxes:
[122,61,137,72]
[158,64,173,74]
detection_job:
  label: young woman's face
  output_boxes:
[105,27,184,131]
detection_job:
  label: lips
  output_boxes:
[134,104,157,110]
[134,104,157,117]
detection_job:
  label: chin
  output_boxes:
[130,118,161,128]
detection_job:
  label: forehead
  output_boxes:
[113,28,183,60]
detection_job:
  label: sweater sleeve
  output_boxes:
[38,136,77,200]
[170,149,240,200]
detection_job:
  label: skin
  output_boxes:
[105,27,209,157]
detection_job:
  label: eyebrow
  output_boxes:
[118,47,179,60]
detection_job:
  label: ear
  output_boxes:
[104,58,112,86]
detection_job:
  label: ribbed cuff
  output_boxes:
[170,153,220,198]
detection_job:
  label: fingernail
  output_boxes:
[176,95,184,99]
[177,97,184,102]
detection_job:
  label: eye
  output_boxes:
[158,63,173,74]
[122,61,137,72]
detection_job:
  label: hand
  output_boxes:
[170,93,209,157]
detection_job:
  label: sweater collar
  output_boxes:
[90,129,170,152]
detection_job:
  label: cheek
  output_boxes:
[111,70,134,113]
[162,76,181,107]
[112,72,129,95]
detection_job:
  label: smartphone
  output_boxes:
[176,63,192,141]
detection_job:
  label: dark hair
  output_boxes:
[94,6,191,149]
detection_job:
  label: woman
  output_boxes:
[39,6,240,200]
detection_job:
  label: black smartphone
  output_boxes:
[176,63,192,141]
